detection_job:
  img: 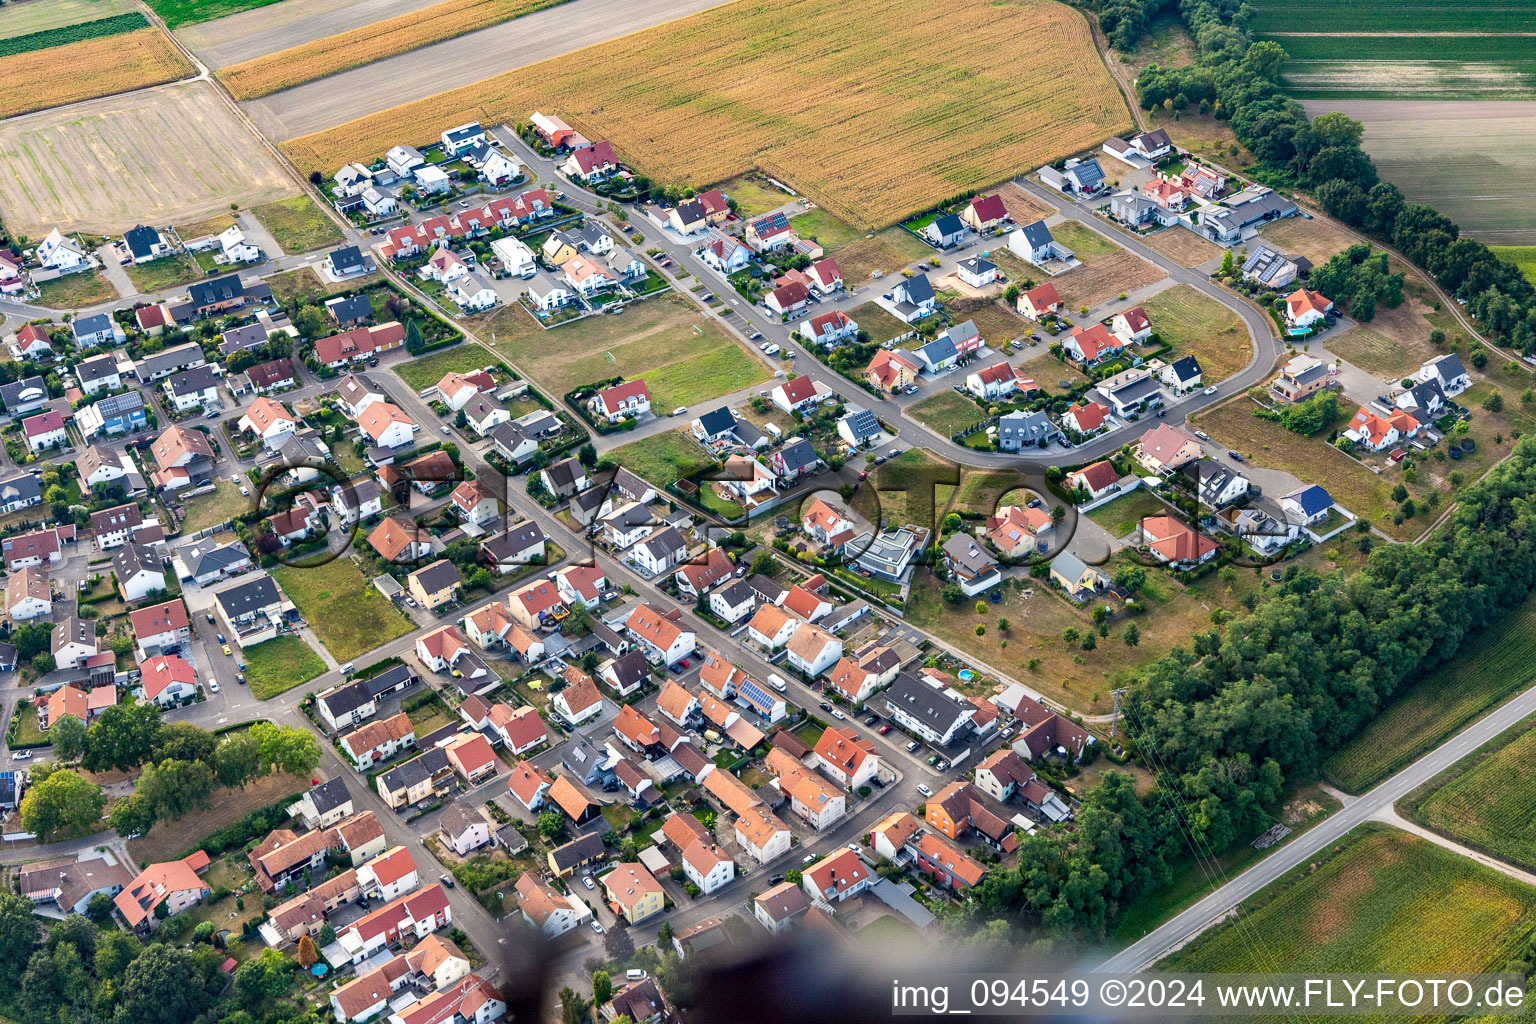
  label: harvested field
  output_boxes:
[0,27,191,120]
[0,0,134,39]
[1141,284,1250,381]
[1162,826,1536,974]
[473,291,769,410]
[1259,215,1359,265]
[280,0,1132,230]
[178,0,443,67]
[832,229,932,285]
[0,80,296,237]
[996,183,1055,225]
[220,0,567,99]
[1405,714,1536,872]
[1327,590,1536,794]
[1300,98,1536,244]
[1139,225,1222,267]
[1052,250,1166,311]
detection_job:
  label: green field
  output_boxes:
[1325,590,1536,793]
[180,478,252,534]
[272,559,413,663]
[0,10,146,55]
[1404,716,1536,871]
[0,0,134,40]
[845,302,910,345]
[790,208,863,250]
[477,290,770,410]
[245,635,327,699]
[1141,284,1250,382]
[1494,245,1536,287]
[125,253,204,294]
[251,196,344,254]
[908,390,987,439]
[716,175,794,218]
[1049,221,1118,260]
[145,0,287,29]
[609,430,713,490]
[1162,826,1536,974]
[393,344,507,391]
[1253,0,1536,34]
[1084,488,1167,538]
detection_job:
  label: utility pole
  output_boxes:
[1109,687,1129,739]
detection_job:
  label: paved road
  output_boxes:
[244,0,738,141]
[1098,678,1536,972]
[177,0,445,68]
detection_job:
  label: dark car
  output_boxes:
[440,874,455,889]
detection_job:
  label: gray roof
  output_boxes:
[221,323,270,355]
[0,376,47,411]
[488,422,536,461]
[73,313,114,338]
[329,246,365,274]
[1428,353,1468,384]
[885,672,971,734]
[51,612,95,655]
[549,832,605,871]
[332,477,380,509]
[1282,484,1333,516]
[123,225,159,260]
[894,273,934,306]
[696,406,735,437]
[1065,159,1105,189]
[378,747,449,792]
[325,294,373,323]
[930,213,963,238]
[1402,378,1445,409]
[319,681,371,718]
[942,533,998,575]
[958,256,996,276]
[307,777,351,814]
[776,437,819,473]
[0,474,41,507]
[1050,549,1103,583]
[543,458,581,489]
[1102,375,1162,404]
[998,410,1058,444]
[639,526,686,560]
[1286,360,1331,388]
[361,664,414,697]
[748,574,786,603]
[112,542,160,581]
[1184,459,1246,505]
[841,406,880,440]
[438,802,487,839]
[1018,220,1054,250]
[137,341,205,377]
[188,540,250,576]
[165,364,220,398]
[215,574,280,618]
[1241,243,1297,286]
[916,336,957,365]
[409,559,460,594]
[714,579,754,608]
[76,355,118,383]
[605,650,650,689]
[1168,355,1203,383]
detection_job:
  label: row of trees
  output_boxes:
[20,705,318,838]
[958,436,1536,940]
[1306,244,1405,323]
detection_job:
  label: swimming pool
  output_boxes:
[958,669,976,682]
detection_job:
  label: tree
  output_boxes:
[214,729,265,788]
[592,971,612,1006]
[941,584,966,606]
[1122,622,1140,646]
[234,948,294,1010]
[94,929,140,982]
[153,722,217,765]
[47,913,97,961]
[578,443,597,467]
[750,550,776,576]
[604,924,634,961]
[297,935,318,969]
[785,869,802,885]
[1082,632,1098,651]
[1219,249,1235,276]
[560,988,589,1024]
[136,758,216,822]
[86,892,116,924]
[318,923,336,947]
[81,701,161,773]
[50,713,86,761]
[20,769,106,837]
[250,722,321,776]
[405,319,425,353]
[23,943,90,1015]
[1484,390,1505,412]
[109,792,157,839]
[0,893,38,986]
[537,811,565,839]
[1112,564,1146,594]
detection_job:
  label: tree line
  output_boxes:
[21,705,318,839]
[955,436,1536,940]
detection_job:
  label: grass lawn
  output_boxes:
[790,208,863,250]
[908,390,989,441]
[10,704,48,747]
[272,559,412,663]
[1141,283,1249,382]
[127,771,308,864]
[846,302,910,345]
[601,803,636,832]
[1111,784,1340,944]
[392,344,508,392]
[35,271,115,309]
[178,210,237,240]
[1161,826,1536,974]
[1403,714,1536,872]
[474,291,769,409]
[125,254,203,294]
[717,174,793,218]
[251,196,344,254]
[179,479,251,534]
[609,430,713,490]
[1325,590,1536,793]
[1325,325,1418,379]
[834,228,933,284]
[1049,221,1118,260]
[1190,399,1429,541]
[1084,488,1169,538]
[245,635,327,699]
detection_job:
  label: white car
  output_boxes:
[11,751,31,761]
[764,344,780,356]
[831,708,846,720]
[1203,386,1218,396]
[582,876,594,889]
[916,784,933,797]
[1195,430,1210,441]
[209,681,220,693]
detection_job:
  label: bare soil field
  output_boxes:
[1259,214,1359,265]
[1301,98,1536,244]
[997,183,1056,225]
[1052,250,1166,311]
[1138,225,1223,267]
[177,0,442,67]
[279,0,1132,229]
[220,0,567,99]
[0,0,134,39]
[0,27,191,120]
[0,80,297,237]
[249,0,733,140]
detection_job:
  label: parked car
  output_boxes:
[582,876,595,890]
[591,921,603,934]
[906,740,920,752]
[879,724,893,735]
[221,644,232,656]
[831,709,846,720]
[209,682,220,693]
[11,751,31,761]
[916,784,933,797]
[1204,386,1218,396]
[440,874,455,889]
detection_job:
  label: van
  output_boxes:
[767,673,788,693]
[340,663,355,676]
[626,970,648,982]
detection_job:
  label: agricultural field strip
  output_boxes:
[0,0,135,39]
[177,0,444,67]
[0,28,193,124]
[219,0,572,100]
[1408,717,1536,872]
[277,0,1131,230]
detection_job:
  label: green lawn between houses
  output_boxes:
[245,635,327,699]
[273,559,413,663]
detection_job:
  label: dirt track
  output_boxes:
[244,0,735,140]
[176,0,444,67]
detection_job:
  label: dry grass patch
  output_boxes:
[0,27,190,120]
[1142,284,1250,381]
[1259,215,1359,266]
[1325,325,1417,380]
[283,0,1131,229]
[220,0,565,99]
[0,80,295,236]
[127,771,308,864]
[1139,225,1223,267]
[997,182,1056,224]
[835,229,932,285]
[1053,250,1166,310]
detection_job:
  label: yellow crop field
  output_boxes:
[219,0,565,100]
[0,27,191,120]
[283,0,1132,229]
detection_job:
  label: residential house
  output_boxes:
[801,849,870,904]
[1137,515,1219,568]
[551,669,604,727]
[604,863,664,924]
[967,361,1033,401]
[113,853,211,932]
[340,713,416,770]
[1280,484,1335,526]
[956,256,998,288]
[800,309,859,347]
[812,726,880,790]
[1009,220,1073,264]
[1135,423,1203,474]
[1063,323,1125,367]
[997,410,1060,451]
[884,672,975,746]
[5,567,49,621]
[22,411,65,452]
[1416,353,1472,397]
[1344,406,1420,451]
[1284,288,1333,328]
[987,504,1054,558]
[358,402,417,450]
[1184,459,1250,508]
[865,349,920,392]
[941,533,1001,595]
[1270,354,1336,403]
[785,623,841,678]
[73,312,120,348]
[1242,243,1301,288]
[923,212,966,248]
[883,273,936,323]
[1066,460,1120,502]
[1017,281,1062,320]
[1094,367,1163,418]
[114,543,165,602]
[593,379,651,423]
[961,193,1009,233]
[745,212,795,251]
[562,140,619,182]
[1160,355,1204,395]
[625,604,695,666]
